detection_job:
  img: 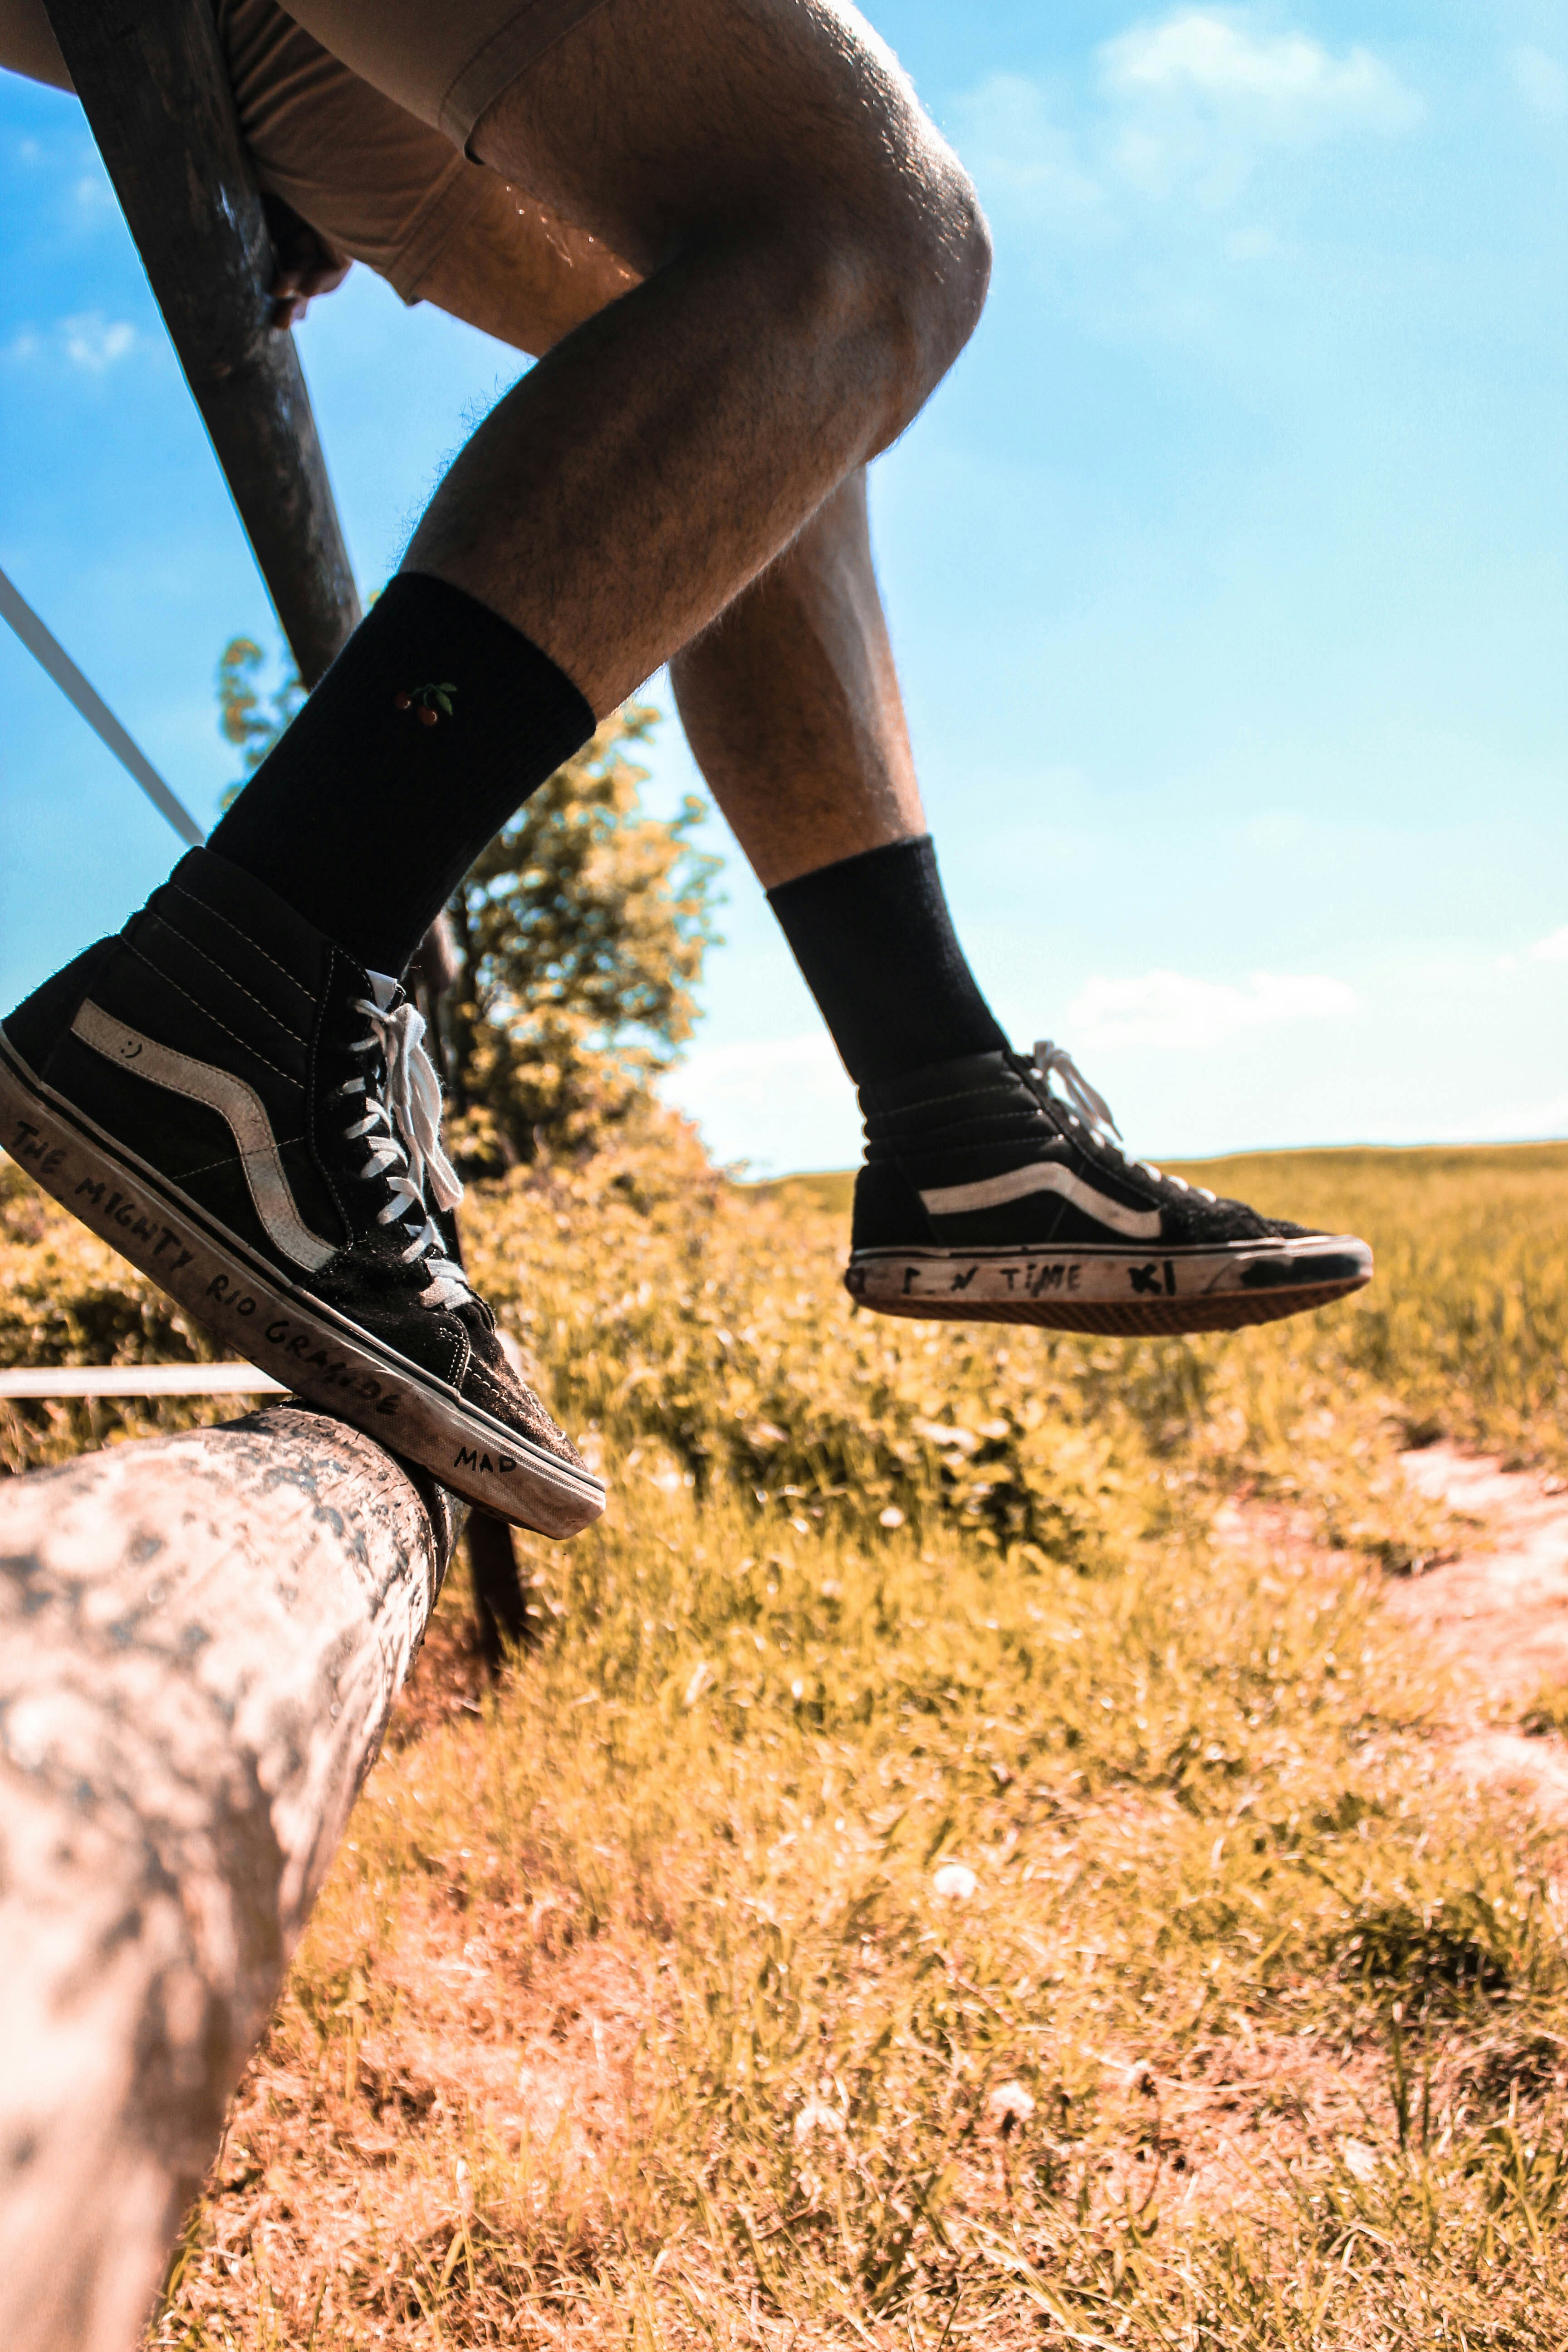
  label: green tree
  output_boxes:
[215,636,304,808]
[215,641,720,1167]
[442,703,720,1171]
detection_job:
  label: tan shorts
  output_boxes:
[0,0,612,302]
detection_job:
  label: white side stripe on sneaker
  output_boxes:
[72,1001,337,1272]
[919,1159,1163,1240]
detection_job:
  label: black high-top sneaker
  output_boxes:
[845,1040,1372,1334]
[0,848,605,1536]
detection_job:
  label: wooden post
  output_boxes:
[408,918,539,1663]
[0,1405,460,2352]
[42,0,362,686]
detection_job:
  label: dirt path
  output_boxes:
[1382,1445,1568,1824]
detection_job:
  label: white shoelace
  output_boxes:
[1031,1038,1217,1203]
[342,995,474,1308]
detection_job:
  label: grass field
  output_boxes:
[7,1131,1568,2345]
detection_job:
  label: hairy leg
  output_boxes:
[412,197,927,882]
[401,185,639,353]
[669,471,923,884]
[405,0,989,715]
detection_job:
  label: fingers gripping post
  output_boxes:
[0,1406,461,2352]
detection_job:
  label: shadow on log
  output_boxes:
[466,1504,536,1668]
[0,1405,461,2352]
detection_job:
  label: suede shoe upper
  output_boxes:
[853,1045,1315,1254]
[6,847,583,1472]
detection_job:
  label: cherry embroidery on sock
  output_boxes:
[392,682,457,727]
[207,573,594,971]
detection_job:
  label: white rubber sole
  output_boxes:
[845,1232,1372,1333]
[0,1029,607,1538]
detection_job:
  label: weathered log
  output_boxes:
[42,0,361,686]
[0,1405,460,2352]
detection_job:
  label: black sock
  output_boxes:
[207,573,594,974]
[767,834,1009,1087]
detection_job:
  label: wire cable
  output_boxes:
[0,562,205,848]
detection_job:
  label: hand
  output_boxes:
[262,193,352,329]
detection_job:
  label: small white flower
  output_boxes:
[932,1862,978,1901]
[879,1505,906,1529]
[987,2081,1036,2128]
[794,2098,845,2139]
[682,1659,715,1708]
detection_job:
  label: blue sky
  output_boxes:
[2,2,1565,1174]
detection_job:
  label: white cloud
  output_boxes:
[661,1033,857,1176]
[958,14,1420,241]
[1236,810,1310,851]
[7,313,142,372]
[73,174,118,219]
[1509,44,1568,122]
[1096,10,1420,205]
[1529,926,1568,962]
[1225,223,1276,261]
[1064,967,1357,1054]
[670,1033,843,1088]
[954,74,1104,221]
[61,313,136,371]
[1102,11,1421,133]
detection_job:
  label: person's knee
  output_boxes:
[476,0,989,436]
[870,191,989,447]
[783,129,991,450]
[788,26,991,430]
[898,148,991,412]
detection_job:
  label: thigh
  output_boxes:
[227,0,640,333]
[0,0,634,346]
[411,194,637,354]
[474,0,953,276]
[0,0,491,304]
[0,0,71,90]
[218,0,482,299]
[280,0,960,280]
[279,0,616,151]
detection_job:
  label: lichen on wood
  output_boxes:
[0,1404,458,2352]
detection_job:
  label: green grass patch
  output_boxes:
[8,1130,1568,2342]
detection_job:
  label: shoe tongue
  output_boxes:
[366,969,400,1011]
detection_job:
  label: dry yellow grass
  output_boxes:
[7,1129,1568,2344]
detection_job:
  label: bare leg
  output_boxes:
[414,200,927,885]
[405,0,989,715]
[399,186,640,354]
[669,472,923,884]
